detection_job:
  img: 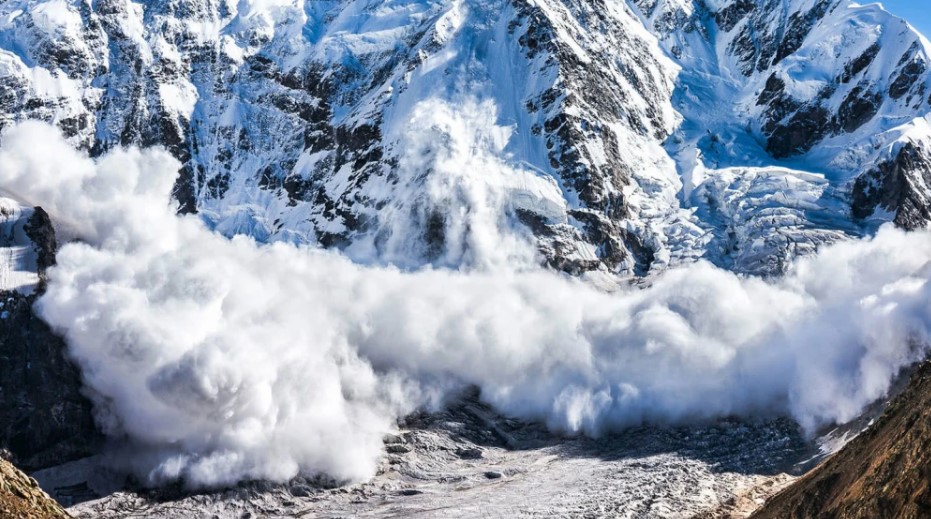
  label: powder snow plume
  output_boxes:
[1,119,930,488]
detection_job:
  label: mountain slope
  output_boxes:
[0,200,99,472]
[1,0,930,279]
[639,0,931,272]
[0,457,70,519]
[751,361,931,519]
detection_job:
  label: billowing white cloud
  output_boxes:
[1,118,929,488]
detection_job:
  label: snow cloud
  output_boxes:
[346,97,566,270]
[1,119,930,488]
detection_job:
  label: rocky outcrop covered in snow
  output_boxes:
[0,201,100,472]
[1,0,930,278]
[853,141,931,230]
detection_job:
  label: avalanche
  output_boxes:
[2,121,931,489]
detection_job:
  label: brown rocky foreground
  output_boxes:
[1,456,69,519]
[751,361,931,519]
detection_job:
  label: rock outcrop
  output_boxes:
[751,362,931,519]
[852,142,931,230]
[0,291,101,472]
[2,0,931,278]
[0,456,70,519]
[0,203,100,471]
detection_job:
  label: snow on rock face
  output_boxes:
[639,0,931,273]
[0,0,930,277]
[0,198,48,295]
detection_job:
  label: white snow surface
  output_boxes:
[0,197,40,295]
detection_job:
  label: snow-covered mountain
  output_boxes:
[4,2,931,514]
[1,0,930,277]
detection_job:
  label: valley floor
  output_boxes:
[43,395,816,519]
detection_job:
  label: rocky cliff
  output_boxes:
[751,362,931,519]
[0,201,100,471]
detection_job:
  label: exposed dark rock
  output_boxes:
[840,43,881,84]
[511,0,674,273]
[852,142,931,229]
[834,86,882,134]
[766,105,831,158]
[23,208,57,290]
[714,0,755,33]
[757,74,788,107]
[455,447,483,460]
[386,444,412,454]
[720,0,830,76]
[890,57,927,100]
[772,0,833,66]
[0,211,100,472]
[568,210,642,273]
[0,291,101,473]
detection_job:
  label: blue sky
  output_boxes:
[879,0,931,37]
